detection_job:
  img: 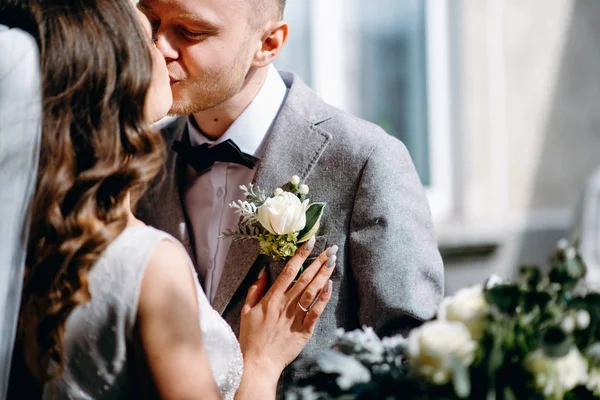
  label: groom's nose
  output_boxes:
[154,30,179,61]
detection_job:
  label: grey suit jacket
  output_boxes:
[136,71,444,376]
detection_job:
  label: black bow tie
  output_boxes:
[172,139,258,174]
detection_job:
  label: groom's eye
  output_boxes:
[150,21,160,34]
[180,28,208,41]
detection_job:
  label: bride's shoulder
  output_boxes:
[117,225,195,282]
[138,229,200,308]
[135,231,202,344]
[147,238,191,276]
[103,225,192,281]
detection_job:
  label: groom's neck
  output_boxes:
[192,67,268,141]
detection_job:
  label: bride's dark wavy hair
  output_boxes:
[5,0,165,385]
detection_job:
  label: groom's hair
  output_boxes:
[278,0,287,17]
[251,0,286,26]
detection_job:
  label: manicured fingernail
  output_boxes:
[327,255,337,269]
[324,280,332,294]
[257,266,266,279]
[326,245,338,257]
[304,236,316,252]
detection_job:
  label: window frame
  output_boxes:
[289,0,455,222]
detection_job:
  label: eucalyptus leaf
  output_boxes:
[519,266,542,289]
[316,351,371,390]
[564,386,596,400]
[484,284,521,314]
[566,258,586,280]
[522,291,552,313]
[503,386,518,400]
[541,327,573,358]
[298,203,325,242]
[586,342,600,365]
[451,357,471,399]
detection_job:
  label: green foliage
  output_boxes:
[287,241,600,399]
[298,203,325,243]
[258,233,298,260]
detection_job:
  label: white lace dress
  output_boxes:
[42,225,243,400]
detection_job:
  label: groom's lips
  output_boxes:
[169,77,180,85]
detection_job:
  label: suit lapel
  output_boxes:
[153,118,195,257]
[212,101,332,314]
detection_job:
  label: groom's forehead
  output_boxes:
[139,0,250,20]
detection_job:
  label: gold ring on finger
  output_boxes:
[297,301,310,313]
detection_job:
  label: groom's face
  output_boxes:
[138,0,263,115]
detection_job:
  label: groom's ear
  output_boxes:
[252,21,288,68]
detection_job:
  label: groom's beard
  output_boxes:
[168,51,249,116]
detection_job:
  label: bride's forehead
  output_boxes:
[133,8,153,35]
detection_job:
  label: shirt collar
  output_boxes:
[187,65,287,157]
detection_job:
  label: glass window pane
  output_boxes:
[276,0,431,185]
[275,0,313,84]
[348,0,430,184]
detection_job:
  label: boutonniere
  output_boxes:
[222,175,325,261]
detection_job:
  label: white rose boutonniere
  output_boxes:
[257,192,309,235]
[222,176,325,260]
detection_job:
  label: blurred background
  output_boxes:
[275,0,600,294]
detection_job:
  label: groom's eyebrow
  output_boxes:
[136,2,157,17]
[177,14,220,29]
[137,2,219,30]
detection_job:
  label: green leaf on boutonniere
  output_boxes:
[298,202,325,243]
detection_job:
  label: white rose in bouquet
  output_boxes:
[407,320,477,385]
[257,192,309,235]
[587,367,600,396]
[585,367,600,396]
[438,284,489,340]
[526,347,588,399]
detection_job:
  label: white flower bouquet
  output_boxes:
[222,175,325,260]
[287,240,600,400]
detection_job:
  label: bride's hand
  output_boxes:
[238,237,337,379]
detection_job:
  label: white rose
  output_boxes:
[257,192,309,235]
[576,310,591,330]
[290,175,300,185]
[526,347,589,399]
[407,320,477,385]
[438,285,488,340]
[561,316,575,334]
[587,367,600,396]
[274,188,284,196]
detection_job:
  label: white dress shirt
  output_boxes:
[184,65,287,303]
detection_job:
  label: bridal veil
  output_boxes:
[0,20,42,399]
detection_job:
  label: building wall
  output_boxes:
[441,0,600,293]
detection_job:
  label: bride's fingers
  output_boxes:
[242,267,267,316]
[288,245,337,300]
[267,237,316,295]
[296,252,336,314]
[302,280,333,332]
